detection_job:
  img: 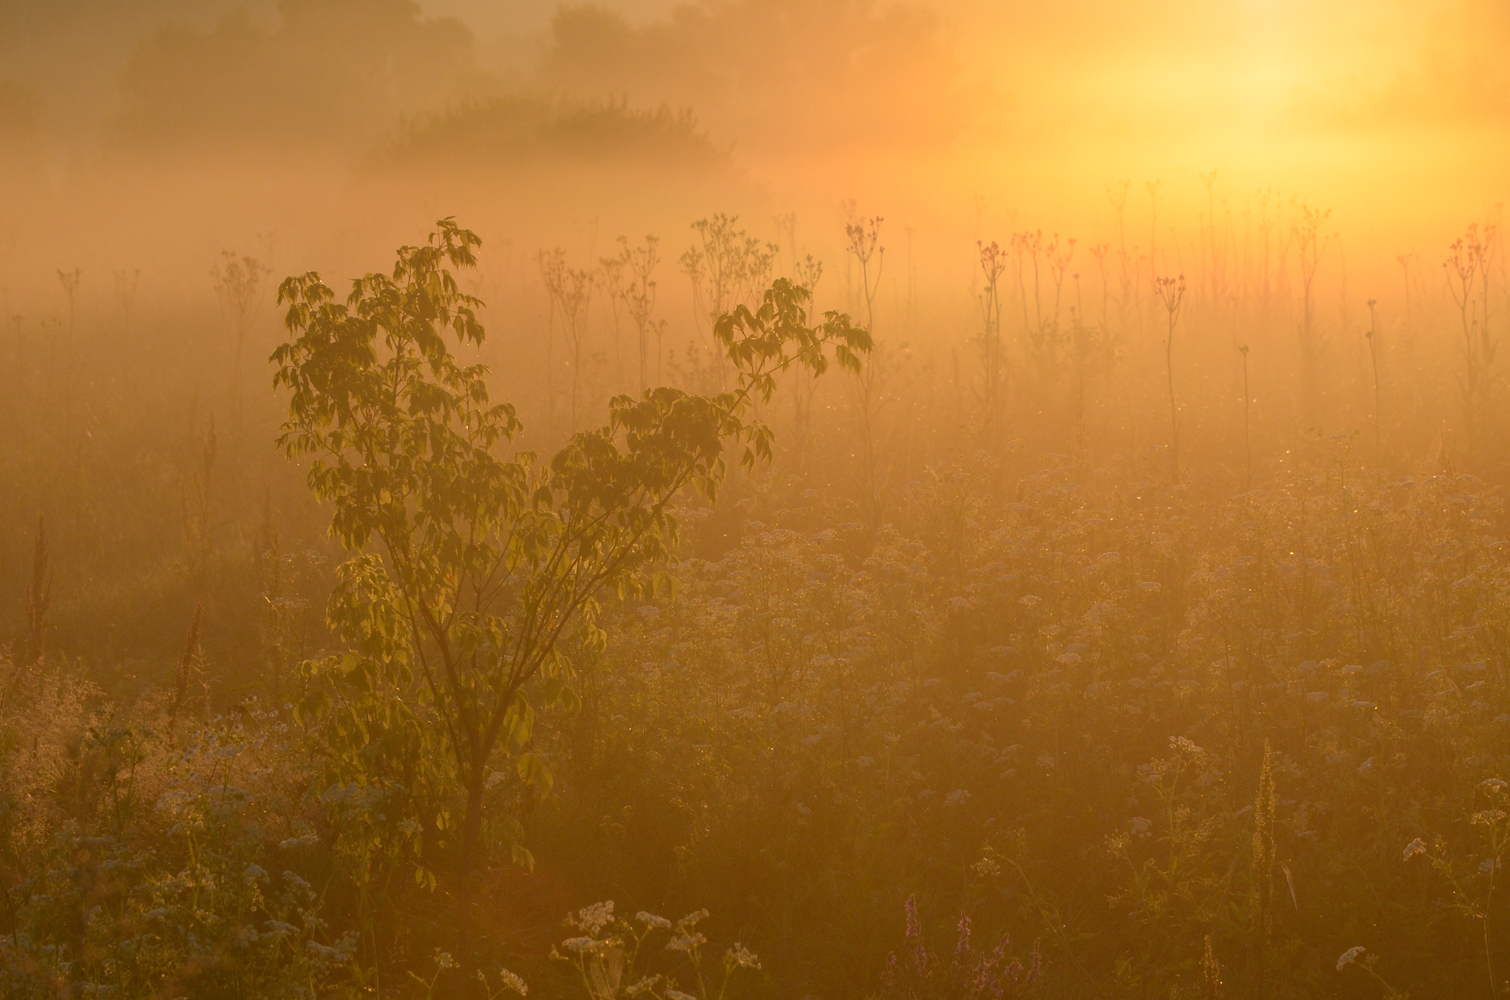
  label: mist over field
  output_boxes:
[1,2,1509,997]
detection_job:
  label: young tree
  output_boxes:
[271,219,868,989]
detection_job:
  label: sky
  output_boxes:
[404,0,1510,245]
[1,0,1505,292]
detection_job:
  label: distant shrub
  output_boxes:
[376,95,730,171]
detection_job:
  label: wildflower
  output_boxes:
[904,894,922,941]
[307,940,349,963]
[904,895,928,971]
[636,911,672,930]
[562,937,601,953]
[724,942,761,970]
[1129,816,1152,837]
[495,967,529,995]
[1337,946,1365,971]
[627,975,667,997]
[1472,810,1507,826]
[1481,859,1500,874]
[1020,595,1041,607]
[1482,778,1509,793]
[1403,838,1427,861]
[1169,736,1204,756]
[668,910,709,953]
[666,990,698,1000]
[569,900,616,935]
[668,930,707,953]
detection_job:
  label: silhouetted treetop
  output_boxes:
[538,0,983,155]
[112,0,475,151]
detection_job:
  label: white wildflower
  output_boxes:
[1336,946,1365,971]
[668,910,709,954]
[724,942,761,970]
[636,912,672,930]
[667,930,707,954]
[1403,838,1427,861]
[495,967,528,995]
[307,941,348,963]
[569,901,616,935]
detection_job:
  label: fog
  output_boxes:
[2,1,1510,997]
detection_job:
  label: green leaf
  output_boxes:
[516,752,554,800]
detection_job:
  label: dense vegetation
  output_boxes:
[2,5,1508,998]
[1,202,1507,1000]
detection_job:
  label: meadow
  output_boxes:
[2,2,1509,998]
[1,195,1505,999]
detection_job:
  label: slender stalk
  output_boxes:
[1365,298,1382,474]
[1155,274,1186,484]
[1240,344,1252,492]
